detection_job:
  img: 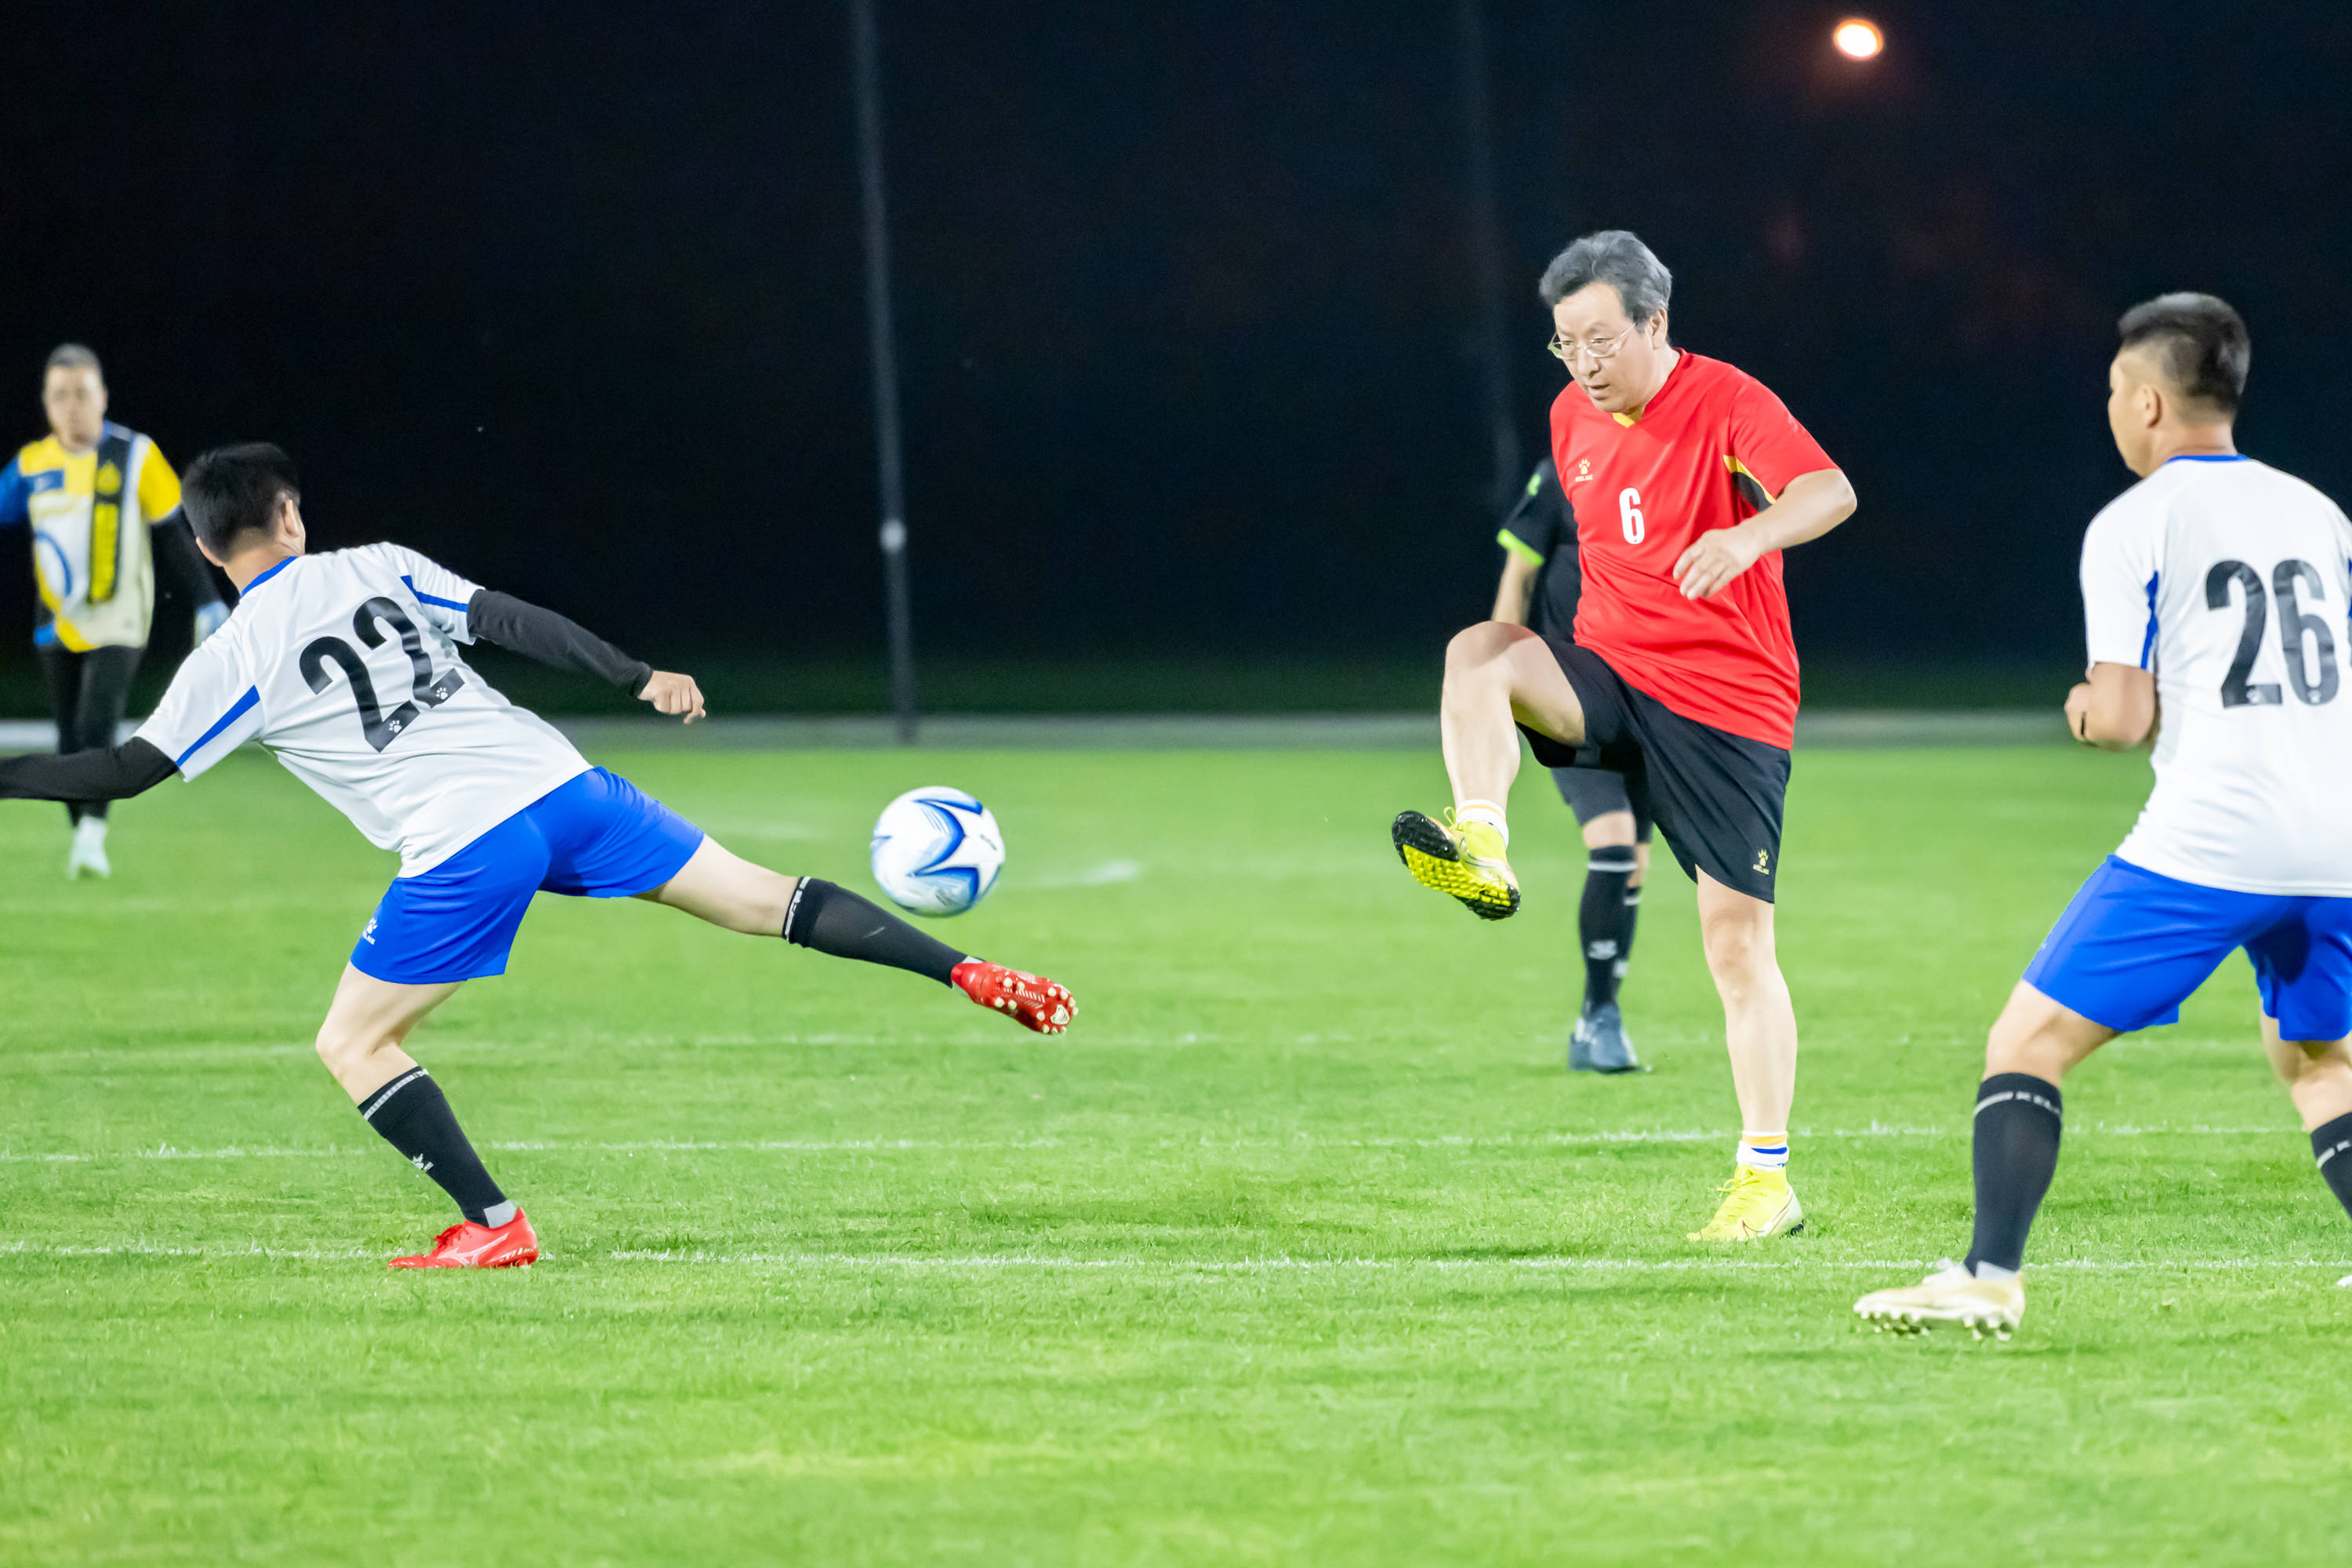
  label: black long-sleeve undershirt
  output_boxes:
[0,736,176,804]
[465,590,652,695]
[0,589,649,807]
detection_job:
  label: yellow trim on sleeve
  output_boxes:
[138,444,182,519]
[1724,455,1778,504]
[1497,528,1545,568]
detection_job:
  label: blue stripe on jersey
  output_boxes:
[176,686,260,767]
[401,573,469,612]
[244,558,295,593]
[2165,453,2249,463]
[2139,572,2160,670]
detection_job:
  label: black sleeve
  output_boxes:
[148,510,225,608]
[464,590,653,696]
[0,737,178,804]
[1498,459,1563,562]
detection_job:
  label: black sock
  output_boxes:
[357,1067,508,1225]
[1578,848,1639,1011]
[2313,1112,2352,1223]
[782,877,968,985]
[1965,1073,2063,1275]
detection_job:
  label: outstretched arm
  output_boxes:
[464,590,706,722]
[0,738,177,804]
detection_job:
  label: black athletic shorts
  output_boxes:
[1519,640,1790,902]
[1550,765,1653,844]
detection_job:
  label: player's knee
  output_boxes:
[1698,909,1773,990]
[742,868,799,935]
[2274,1036,2352,1087]
[314,1018,386,1077]
[1444,621,1519,678]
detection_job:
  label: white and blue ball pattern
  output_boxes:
[869,786,1006,917]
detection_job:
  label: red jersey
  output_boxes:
[1549,350,1835,750]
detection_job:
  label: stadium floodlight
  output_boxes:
[1833,18,1885,60]
[850,0,919,744]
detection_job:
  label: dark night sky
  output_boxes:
[5,1,2351,681]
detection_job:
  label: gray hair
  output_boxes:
[1538,230,1672,326]
[45,342,102,379]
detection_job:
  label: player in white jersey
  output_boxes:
[0,444,1077,1269]
[1857,295,2352,1338]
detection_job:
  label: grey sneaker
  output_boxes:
[1570,1003,1642,1073]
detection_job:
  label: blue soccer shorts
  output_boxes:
[2023,855,2352,1041]
[350,768,706,985]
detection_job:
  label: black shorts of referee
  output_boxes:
[1519,637,1788,902]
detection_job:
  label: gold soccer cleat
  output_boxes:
[1854,1261,2025,1341]
[1686,1165,1804,1241]
[1392,809,1520,920]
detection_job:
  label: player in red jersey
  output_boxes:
[1393,230,1857,1241]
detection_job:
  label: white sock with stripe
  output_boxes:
[1738,1133,1789,1171]
[1454,799,1508,846]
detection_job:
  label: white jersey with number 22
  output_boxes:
[2081,455,2352,895]
[134,544,590,875]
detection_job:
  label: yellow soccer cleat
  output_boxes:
[1391,809,1520,920]
[1855,1261,2025,1341]
[1686,1165,1804,1241]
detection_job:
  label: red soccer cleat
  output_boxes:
[951,960,1076,1034]
[388,1210,539,1269]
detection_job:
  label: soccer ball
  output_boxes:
[869,786,1005,917]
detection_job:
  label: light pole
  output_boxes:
[1457,0,1521,514]
[850,0,917,743]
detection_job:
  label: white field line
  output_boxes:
[0,1123,2310,1166]
[604,1250,2352,1276]
[5,1240,2341,1275]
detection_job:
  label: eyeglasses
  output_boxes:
[1547,324,1639,365]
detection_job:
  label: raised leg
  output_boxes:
[1439,622,1585,813]
[641,836,1073,1032]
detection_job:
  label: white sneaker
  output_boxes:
[1854,1259,2025,1340]
[67,818,111,880]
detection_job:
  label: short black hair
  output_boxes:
[2117,292,2249,417]
[182,443,301,556]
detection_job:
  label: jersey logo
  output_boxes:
[1571,458,1593,485]
[1753,848,1772,875]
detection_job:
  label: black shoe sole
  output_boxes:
[1391,811,1519,920]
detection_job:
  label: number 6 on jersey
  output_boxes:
[1618,485,1645,544]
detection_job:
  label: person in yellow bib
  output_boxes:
[0,343,227,877]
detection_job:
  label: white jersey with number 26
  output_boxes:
[2082,455,2352,895]
[135,544,590,875]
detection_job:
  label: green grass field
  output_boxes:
[5,742,2348,1565]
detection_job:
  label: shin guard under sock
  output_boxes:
[1965,1073,2063,1275]
[1578,848,1639,1011]
[781,877,967,985]
[2313,1112,2352,1223]
[357,1067,508,1225]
